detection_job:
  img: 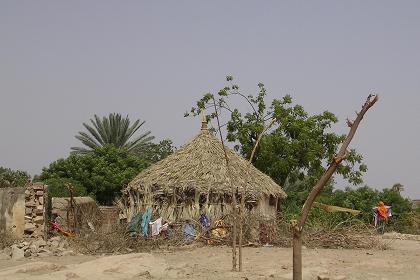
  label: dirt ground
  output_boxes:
[0,239,419,280]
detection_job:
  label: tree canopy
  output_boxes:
[139,139,175,163]
[71,113,154,154]
[38,145,149,205]
[42,178,87,198]
[186,76,367,190]
[0,167,30,188]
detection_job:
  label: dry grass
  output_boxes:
[69,223,192,255]
[121,128,286,222]
[304,220,387,249]
[274,218,388,250]
[67,218,388,256]
[127,129,286,198]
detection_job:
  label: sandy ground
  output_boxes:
[0,239,419,280]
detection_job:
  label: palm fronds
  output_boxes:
[71,113,154,154]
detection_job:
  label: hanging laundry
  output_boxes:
[160,222,169,233]
[150,217,162,236]
[141,207,152,237]
[377,201,388,222]
[127,213,142,234]
[199,214,211,232]
[372,205,392,227]
[183,222,196,242]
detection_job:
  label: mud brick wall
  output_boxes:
[98,206,120,233]
[0,187,25,237]
[52,196,100,232]
[24,183,48,238]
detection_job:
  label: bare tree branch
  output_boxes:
[292,94,378,280]
[211,95,238,271]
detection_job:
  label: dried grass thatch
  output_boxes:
[126,127,285,197]
[122,125,286,222]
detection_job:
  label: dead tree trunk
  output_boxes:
[292,94,378,280]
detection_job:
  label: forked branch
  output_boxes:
[292,94,378,280]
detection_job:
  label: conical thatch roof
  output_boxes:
[126,124,286,199]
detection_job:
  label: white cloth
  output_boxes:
[150,217,162,236]
[161,223,169,232]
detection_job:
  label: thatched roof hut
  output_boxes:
[122,120,286,222]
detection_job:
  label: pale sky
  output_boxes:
[0,1,419,198]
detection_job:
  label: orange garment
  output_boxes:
[377,201,388,222]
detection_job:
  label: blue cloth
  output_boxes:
[141,207,152,237]
[183,223,196,242]
[127,213,142,233]
[199,214,210,231]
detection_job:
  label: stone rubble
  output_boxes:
[0,236,75,260]
[24,183,48,238]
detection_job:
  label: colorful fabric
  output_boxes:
[127,213,142,233]
[183,223,196,242]
[50,221,60,230]
[150,217,162,236]
[141,207,152,237]
[199,214,211,231]
[377,201,388,222]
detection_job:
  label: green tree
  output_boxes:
[379,188,413,217]
[0,167,30,188]
[71,113,154,154]
[42,178,87,198]
[186,76,367,190]
[38,145,149,205]
[139,139,175,163]
[317,185,414,231]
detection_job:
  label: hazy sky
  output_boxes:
[1,1,419,198]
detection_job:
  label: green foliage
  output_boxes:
[185,76,367,189]
[138,139,175,163]
[38,145,149,205]
[0,167,30,188]
[281,183,416,233]
[71,113,154,154]
[42,178,87,198]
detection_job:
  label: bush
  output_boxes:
[38,145,149,205]
[0,167,30,188]
[43,178,87,198]
[280,185,417,234]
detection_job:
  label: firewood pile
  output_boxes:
[274,218,387,250]
[303,220,385,249]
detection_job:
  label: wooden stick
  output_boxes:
[211,96,238,271]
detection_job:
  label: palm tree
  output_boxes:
[71,113,154,154]
[391,183,405,193]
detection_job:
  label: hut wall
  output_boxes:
[99,206,120,233]
[52,197,101,232]
[253,194,277,220]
